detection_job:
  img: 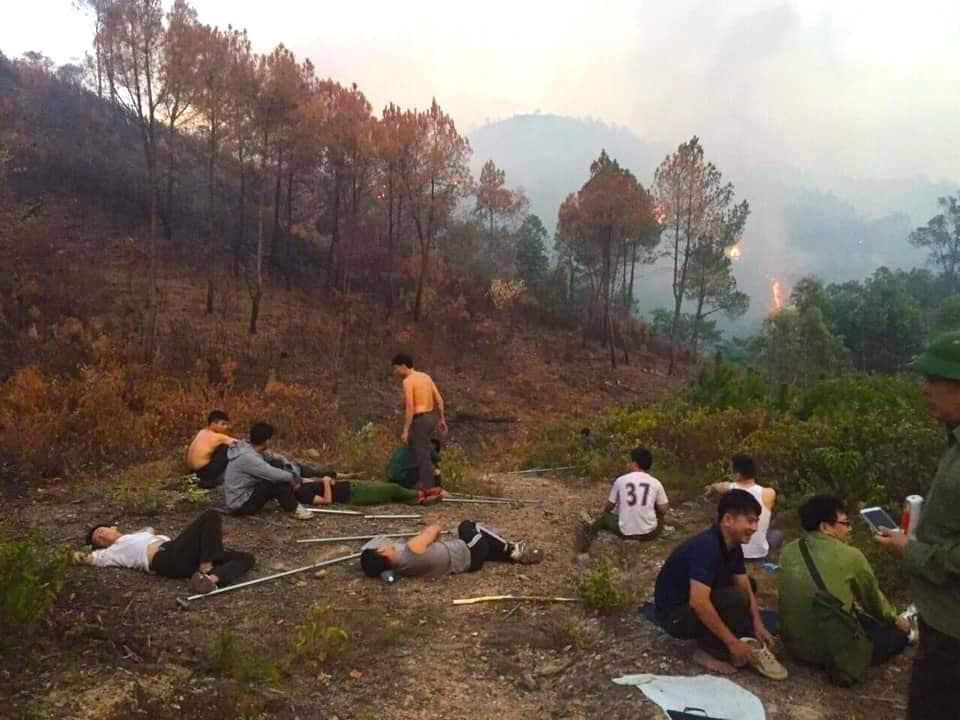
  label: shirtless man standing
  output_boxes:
[391,353,447,505]
[186,410,236,489]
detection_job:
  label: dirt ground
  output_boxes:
[1,461,913,720]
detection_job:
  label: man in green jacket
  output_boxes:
[875,331,960,719]
[385,439,441,488]
[779,495,909,674]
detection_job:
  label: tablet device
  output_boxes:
[860,506,900,533]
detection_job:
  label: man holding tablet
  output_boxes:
[875,331,960,718]
[779,495,909,684]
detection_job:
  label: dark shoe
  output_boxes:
[511,541,544,564]
[189,571,217,595]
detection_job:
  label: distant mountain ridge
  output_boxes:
[468,114,957,326]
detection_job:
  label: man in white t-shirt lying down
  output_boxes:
[359,520,543,579]
[576,447,669,552]
[73,510,255,594]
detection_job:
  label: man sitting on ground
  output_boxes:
[224,421,319,519]
[577,447,668,552]
[704,454,783,561]
[360,520,542,579]
[386,438,442,489]
[654,490,781,677]
[74,509,255,594]
[779,495,910,682]
[186,410,236,489]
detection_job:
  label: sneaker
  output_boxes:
[740,637,788,680]
[293,505,314,520]
[189,571,217,595]
[510,541,544,564]
[575,511,596,553]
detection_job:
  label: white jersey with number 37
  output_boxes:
[609,471,667,536]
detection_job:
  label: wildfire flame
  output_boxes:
[728,246,741,260]
[772,279,783,310]
[654,204,667,225]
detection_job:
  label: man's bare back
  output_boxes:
[403,371,440,415]
[186,429,235,470]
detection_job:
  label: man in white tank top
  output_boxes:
[704,454,782,560]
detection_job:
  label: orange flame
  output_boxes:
[654,204,667,225]
[728,246,741,260]
[772,279,783,310]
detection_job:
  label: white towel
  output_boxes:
[612,673,765,720]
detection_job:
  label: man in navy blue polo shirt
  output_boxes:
[654,489,774,674]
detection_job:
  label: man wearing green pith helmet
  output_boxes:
[874,331,960,718]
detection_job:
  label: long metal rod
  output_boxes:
[305,508,364,516]
[450,493,538,504]
[178,552,361,605]
[363,513,421,520]
[297,532,420,544]
[442,497,513,505]
[504,465,577,475]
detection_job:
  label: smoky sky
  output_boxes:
[5,0,959,182]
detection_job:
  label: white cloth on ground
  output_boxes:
[612,673,765,720]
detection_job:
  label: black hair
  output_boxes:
[799,495,848,532]
[630,447,653,471]
[717,489,762,523]
[391,353,414,368]
[361,548,391,578]
[731,453,756,479]
[208,409,230,425]
[85,523,113,548]
[250,421,275,446]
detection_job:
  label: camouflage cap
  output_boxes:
[911,331,960,381]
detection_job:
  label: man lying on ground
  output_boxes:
[779,495,909,684]
[300,475,436,507]
[654,489,782,678]
[186,410,236,489]
[73,509,255,594]
[360,520,542,578]
[385,437,442,489]
[577,447,669,552]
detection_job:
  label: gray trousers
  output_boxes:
[409,412,438,490]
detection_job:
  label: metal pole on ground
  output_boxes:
[362,513,421,520]
[297,532,420,544]
[176,552,361,607]
[442,497,513,505]
[503,465,577,475]
[305,508,363,516]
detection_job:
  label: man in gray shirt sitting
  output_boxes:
[360,520,542,578]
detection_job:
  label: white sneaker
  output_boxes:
[293,505,314,520]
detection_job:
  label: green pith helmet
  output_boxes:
[911,332,960,380]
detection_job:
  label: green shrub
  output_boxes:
[183,475,210,505]
[342,422,393,479]
[0,535,69,645]
[578,559,630,613]
[207,629,280,685]
[291,605,351,663]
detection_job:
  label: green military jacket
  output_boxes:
[903,426,960,639]
[385,447,440,488]
[779,531,897,663]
